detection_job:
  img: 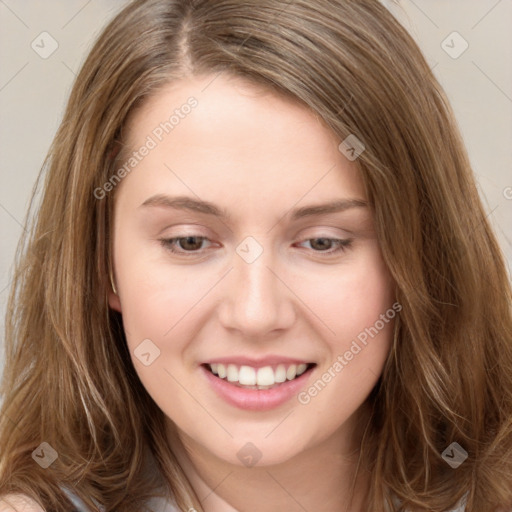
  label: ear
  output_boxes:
[108,258,122,312]
[108,288,122,312]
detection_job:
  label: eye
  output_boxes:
[159,236,212,255]
[159,235,353,257]
[296,237,353,255]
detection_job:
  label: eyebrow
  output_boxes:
[139,194,368,221]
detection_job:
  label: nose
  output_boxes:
[217,238,296,338]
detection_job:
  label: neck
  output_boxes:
[165,403,374,512]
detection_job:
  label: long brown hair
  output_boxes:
[1,1,511,511]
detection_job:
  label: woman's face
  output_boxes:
[109,74,396,466]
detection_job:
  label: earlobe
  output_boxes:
[108,289,122,312]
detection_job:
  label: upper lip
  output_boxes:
[203,356,315,368]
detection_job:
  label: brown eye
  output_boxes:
[159,236,211,255]
[296,237,353,255]
[176,236,205,251]
[309,238,334,251]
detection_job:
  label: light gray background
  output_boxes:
[1,1,511,374]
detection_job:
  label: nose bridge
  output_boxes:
[219,235,294,334]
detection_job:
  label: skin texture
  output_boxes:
[108,74,397,512]
[0,494,45,512]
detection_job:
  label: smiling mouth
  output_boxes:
[202,362,317,390]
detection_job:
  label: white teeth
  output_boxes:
[226,364,238,382]
[296,363,307,376]
[286,364,297,380]
[208,362,311,387]
[217,364,227,378]
[274,364,287,383]
[238,365,257,385]
[256,366,274,386]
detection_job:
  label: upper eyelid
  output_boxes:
[159,223,354,237]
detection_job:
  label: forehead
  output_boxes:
[116,73,366,217]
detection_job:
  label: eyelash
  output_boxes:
[158,236,353,257]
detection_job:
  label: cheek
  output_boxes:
[291,244,395,344]
[116,266,204,416]
[114,235,204,345]
[295,267,395,444]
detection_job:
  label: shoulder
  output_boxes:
[0,494,45,512]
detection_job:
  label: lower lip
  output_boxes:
[201,365,315,411]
